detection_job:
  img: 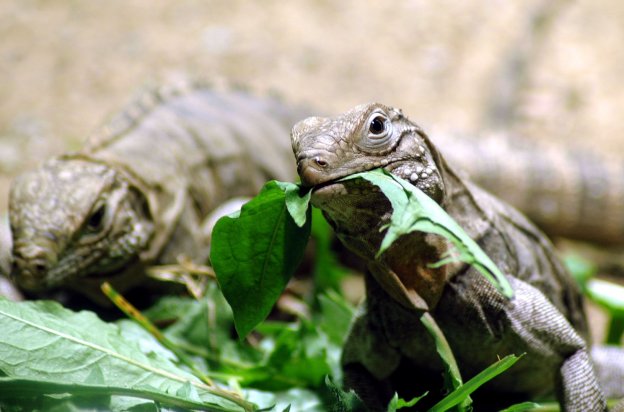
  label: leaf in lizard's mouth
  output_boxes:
[310,160,427,200]
[310,173,381,202]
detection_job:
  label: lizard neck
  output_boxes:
[378,160,478,311]
[381,231,451,310]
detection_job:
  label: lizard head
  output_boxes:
[292,102,445,199]
[292,103,451,310]
[292,102,446,220]
[9,157,154,292]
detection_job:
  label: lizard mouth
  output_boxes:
[310,160,426,196]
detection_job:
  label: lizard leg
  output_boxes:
[342,301,401,410]
[557,348,607,411]
[494,277,607,411]
[590,345,624,400]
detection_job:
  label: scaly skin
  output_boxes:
[8,81,624,305]
[433,130,624,246]
[291,103,621,410]
[9,82,309,300]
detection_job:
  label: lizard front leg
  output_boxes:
[482,276,607,411]
[558,348,607,410]
[342,299,402,411]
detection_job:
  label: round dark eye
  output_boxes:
[369,116,386,135]
[86,204,106,231]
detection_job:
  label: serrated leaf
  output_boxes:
[340,169,513,299]
[211,181,312,338]
[321,376,366,412]
[0,377,223,410]
[0,298,253,411]
[386,392,427,411]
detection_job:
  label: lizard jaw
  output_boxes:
[310,159,437,202]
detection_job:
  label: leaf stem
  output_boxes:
[100,283,259,411]
[420,312,470,411]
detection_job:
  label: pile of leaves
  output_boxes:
[0,170,619,411]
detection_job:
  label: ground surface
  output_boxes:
[1,0,621,339]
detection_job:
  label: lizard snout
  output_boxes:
[11,243,56,290]
[297,154,333,187]
[12,260,48,291]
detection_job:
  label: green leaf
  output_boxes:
[0,377,220,410]
[427,354,522,412]
[311,207,351,293]
[0,298,253,412]
[278,181,312,227]
[242,320,332,390]
[339,169,514,299]
[563,253,596,289]
[150,284,258,366]
[419,313,466,405]
[584,278,624,344]
[386,392,427,411]
[586,278,624,315]
[245,388,325,412]
[498,401,541,412]
[321,376,367,412]
[317,291,355,346]
[211,180,312,338]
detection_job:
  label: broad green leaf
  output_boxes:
[428,354,522,412]
[0,298,253,412]
[317,291,355,346]
[311,207,351,293]
[0,377,224,411]
[211,180,312,338]
[340,169,513,299]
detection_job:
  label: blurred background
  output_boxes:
[2,0,624,206]
[1,0,623,338]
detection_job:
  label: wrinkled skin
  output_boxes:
[9,157,153,295]
[292,103,616,410]
[8,85,306,304]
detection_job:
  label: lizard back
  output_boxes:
[9,82,307,297]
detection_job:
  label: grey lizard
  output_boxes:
[291,102,624,410]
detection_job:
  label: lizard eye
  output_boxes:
[86,204,106,232]
[369,116,386,135]
[359,111,393,150]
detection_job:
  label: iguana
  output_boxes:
[8,82,309,302]
[291,103,624,410]
[7,82,624,303]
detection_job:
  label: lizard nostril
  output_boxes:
[314,157,328,168]
[34,263,47,275]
